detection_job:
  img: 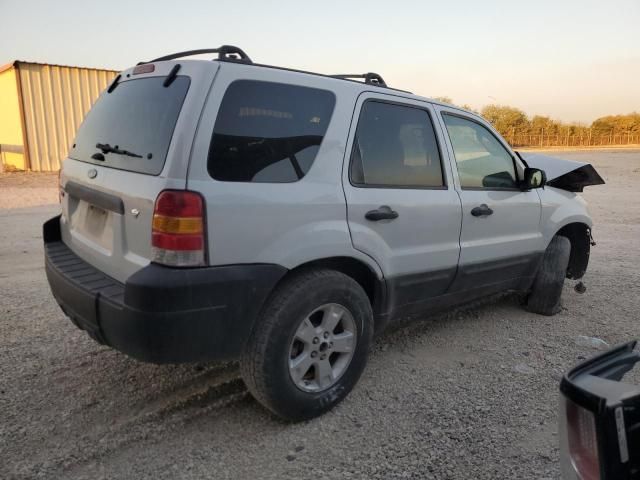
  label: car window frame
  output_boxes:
[206,78,337,184]
[440,111,522,192]
[348,98,448,191]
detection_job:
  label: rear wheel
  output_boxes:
[526,235,571,316]
[240,269,373,421]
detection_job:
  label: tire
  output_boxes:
[240,268,373,421]
[526,235,571,316]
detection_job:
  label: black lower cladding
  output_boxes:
[385,253,542,318]
[447,252,542,293]
[43,215,287,363]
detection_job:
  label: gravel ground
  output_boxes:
[0,172,58,209]
[1,150,639,480]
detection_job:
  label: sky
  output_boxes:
[1,0,638,124]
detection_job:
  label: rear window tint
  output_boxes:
[208,80,336,182]
[70,76,190,175]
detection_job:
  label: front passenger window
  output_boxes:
[442,114,517,189]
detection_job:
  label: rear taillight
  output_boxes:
[565,397,600,480]
[151,190,206,267]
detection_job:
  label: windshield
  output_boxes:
[69,76,190,175]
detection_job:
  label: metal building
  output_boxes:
[0,61,117,172]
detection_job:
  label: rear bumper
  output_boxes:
[43,215,287,363]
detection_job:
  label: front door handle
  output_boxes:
[365,205,399,221]
[471,204,493,217]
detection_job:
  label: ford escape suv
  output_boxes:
[44,45,604,420]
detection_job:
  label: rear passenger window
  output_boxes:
[350,101,444,188]
[208,80,335,182]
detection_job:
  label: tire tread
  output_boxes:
[240,268,371,419]
[526,235,571,316]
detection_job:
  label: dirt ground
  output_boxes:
[0,172,58,209]
[1,150,639,479]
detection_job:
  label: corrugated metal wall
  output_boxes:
[17,62,117,171]
[0,66,26,170]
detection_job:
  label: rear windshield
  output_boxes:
[69,76,190,175]
[208,80,336,182]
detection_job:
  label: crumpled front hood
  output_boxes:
[520,153,605,192]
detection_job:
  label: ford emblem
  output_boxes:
[87,168,97,179]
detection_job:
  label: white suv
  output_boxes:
[44,45,604,420]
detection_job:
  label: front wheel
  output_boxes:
[526,235,572,316]
[240,269,373,421]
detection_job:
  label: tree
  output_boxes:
[412,98,636,145]
[529,115,559,135]
[592,113,640,135]
[480,105,529,137]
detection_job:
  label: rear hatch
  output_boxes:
[59,61,217,283]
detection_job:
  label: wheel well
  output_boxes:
[555,223,591,279]
[287,257,384,315]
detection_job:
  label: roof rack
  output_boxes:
[330,73,387,87]
[140,45,252,65]
[138,46,399,90]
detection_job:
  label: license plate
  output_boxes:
[69,200,113,251]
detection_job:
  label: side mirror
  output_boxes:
[523,167,546,189]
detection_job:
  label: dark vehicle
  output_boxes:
[560,341,640,479]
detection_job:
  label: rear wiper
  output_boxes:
[96,142,142,158]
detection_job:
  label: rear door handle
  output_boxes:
[365,205,399,221]
[470,204,493,217]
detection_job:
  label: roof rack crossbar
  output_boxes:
[330,72,387,87]
[141,45,252,65]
